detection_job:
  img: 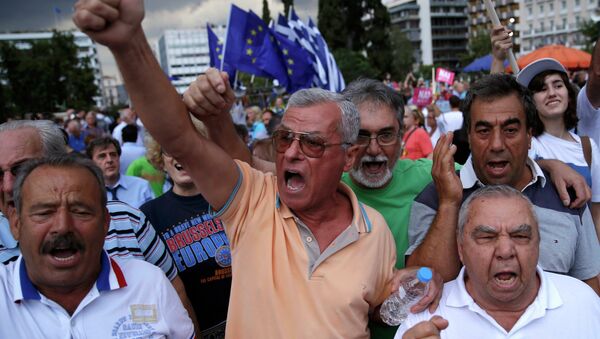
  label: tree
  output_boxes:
[363,0,392,78]
[580,20,600,53]
[389,27,415,78]
[460,30,492,67]
[0,31,98,120]
[282,0,294,17]
[333,49,379,83]
[318,0,393,78]
[262,0,271,24]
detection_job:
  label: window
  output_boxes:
[539,4,544,13]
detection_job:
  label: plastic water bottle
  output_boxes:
[380,267,433,326]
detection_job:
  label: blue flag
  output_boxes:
[223,5,288,88]
[271,26,316,92]
[207,24,235,79]
[275,13,327,89]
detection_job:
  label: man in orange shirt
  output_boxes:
[73,1,440,337]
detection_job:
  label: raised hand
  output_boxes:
[183,68,236,122]
[73,0,144,49]
[490,25,513,62]
[431,132,462,206]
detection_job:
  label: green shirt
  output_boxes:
[342,158,436,339]
[126,156,166,198]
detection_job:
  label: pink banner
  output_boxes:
[412,88,433,107]
[436,68,455,84]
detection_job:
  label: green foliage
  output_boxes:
[262,0,271,24]
[318,0,392,78]
[389,27,414,79]
[0,31,98,121]
[318,0,357,50]
[460,30,492,67]
[333,49,379,83]
[579,20,600,53]
[363,0,392,78]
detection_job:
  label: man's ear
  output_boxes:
[8,206,20,241]
[343,145,360,172]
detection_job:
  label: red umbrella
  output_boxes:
[507,45,591,72]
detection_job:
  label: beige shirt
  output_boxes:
[216,160,396,338]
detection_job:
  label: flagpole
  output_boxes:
[483,0,519,73]
[220,4,234,73]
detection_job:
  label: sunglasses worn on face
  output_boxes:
[272,130,349,158]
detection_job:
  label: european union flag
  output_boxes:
[271,27,315,92]
[275,13,326,89]
[223,5,288,88]
[207,23,235,79]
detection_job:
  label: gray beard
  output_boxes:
[349,155,393,188]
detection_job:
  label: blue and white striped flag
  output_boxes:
[307,18,345,92]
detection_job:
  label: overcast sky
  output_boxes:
[0,0,318,82]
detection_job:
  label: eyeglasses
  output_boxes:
[355,131,399,147]
[272,130,350,158]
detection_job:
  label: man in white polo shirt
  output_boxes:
[396,185,600,339]
[0,155,194,338]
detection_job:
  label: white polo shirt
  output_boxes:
[394,266,600,338]
[0,251,195,338]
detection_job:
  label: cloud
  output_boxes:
[1,0,320,82]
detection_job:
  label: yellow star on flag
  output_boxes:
[258,26,263,32]
[287,59,294,65]
[216,47,220,52]
[251,29,257,36]
[283,49,289,55]
[247,38,253,45]
[218,55,222,60]
[246,48,253,56]
[252,58,257,63]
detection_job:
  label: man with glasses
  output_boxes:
[73,2,442,337]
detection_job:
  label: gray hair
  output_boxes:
[286,88,360,145]
[13,155,107,214]
[457,185,538,242]
[342,78,405,128]
[0,120,67,157]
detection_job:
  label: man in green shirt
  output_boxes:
[341,79,440,339]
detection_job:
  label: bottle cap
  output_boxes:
[417,267,433,282]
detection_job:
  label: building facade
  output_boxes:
[467,0,520,53]
[386,0,469,68]
[0,31,104,108]
[518,0,600,54]
[157,26,227,94]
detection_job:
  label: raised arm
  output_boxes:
[73,0,238,210]
[406,133,464,281]
[184,73,276,173]
[587,35,600,108]
[490,25,512,74]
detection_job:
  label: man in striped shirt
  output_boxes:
[0,120,198,330]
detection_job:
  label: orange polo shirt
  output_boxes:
[216,160,396,338]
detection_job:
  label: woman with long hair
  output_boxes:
[517,59,600,238]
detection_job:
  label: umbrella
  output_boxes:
[462,54,508,72]
[512,45,591,71]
